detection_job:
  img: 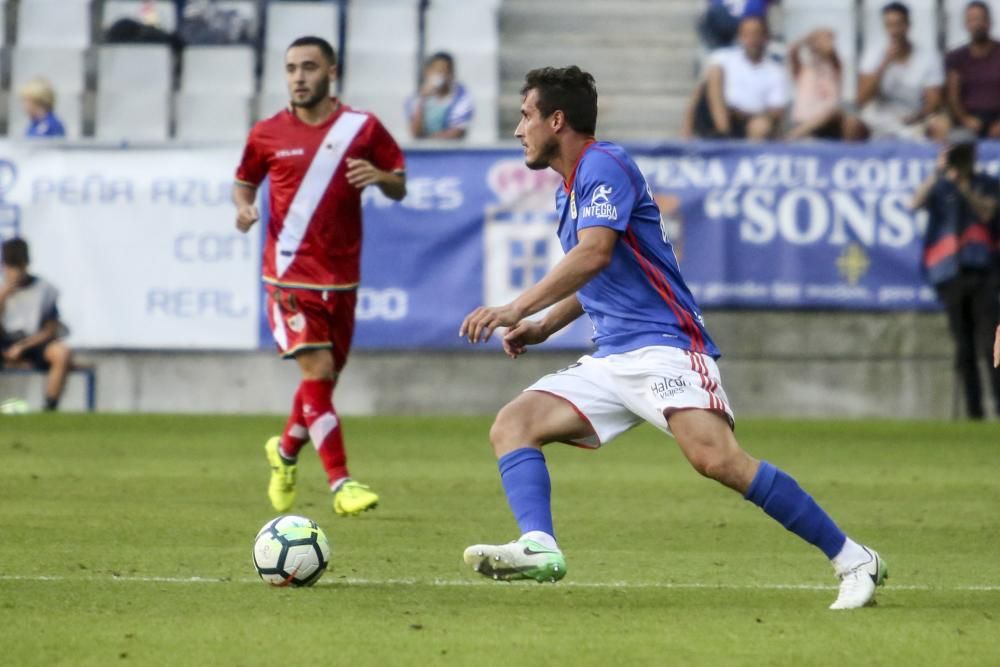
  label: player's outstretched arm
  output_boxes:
[502,295,584,359]
[232,183,259,233]
[460,226,615,343]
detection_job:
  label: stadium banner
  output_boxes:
[2,141,999,351]
[0,144,261,349]
[348,141,1000,351]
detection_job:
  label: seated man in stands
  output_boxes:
[682,16,789,140]
[946,1,1000,139]
[18,78,65,139]
[845,2,948,141]
[406,52,475,140]
[0,238,72,411]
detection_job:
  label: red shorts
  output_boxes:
[265,285,357,372]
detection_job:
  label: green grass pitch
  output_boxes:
[1,415,998,666]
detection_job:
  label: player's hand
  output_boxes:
[993,325,999,368]
[3,342,25,362]
[962,115,984,134]
[345,158,383,189]
[236,204,259,233]
[459,303,524,344]
[502,319,549,359]
[882,43,902,67]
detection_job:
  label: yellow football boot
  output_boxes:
[332,480,379,516]
[265,436,297,512]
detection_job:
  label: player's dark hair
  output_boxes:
[1,237,29,269]
[967,1,990,18]
[882,1,911,23]
[287,36,337,65]
[521,66,598,136]
[426,51,455,72]
[739,14,769,33]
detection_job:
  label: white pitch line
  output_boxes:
[1,574,999,592]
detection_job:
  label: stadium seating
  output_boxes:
[18,0,92,48]
[258,92,291,120]
[175,93,251,142]
[342,0,419,141]
[177,47,254,142]
[102,0,179,34]
[944,0,1000,50]
[265,1,340,52]
[181,46,256,95]
[783,0,859,101]
[425,0,500,143]
[96,45,172,141]
[261,49,290,94]
[10,48,87,96]
[95,91,170,142]
[1,0,983,142]
[8,46,87,139]
[215,0,261,36]
[7,92,83,140]
[97,45,171,92]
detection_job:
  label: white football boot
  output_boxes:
[830,546,888,610]
[463,538,566,583]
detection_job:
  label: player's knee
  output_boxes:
[842,116,867,141]
[47,342,71,366]
[684,440,739,484]
[489,405,534,456]
[746,116,773,140]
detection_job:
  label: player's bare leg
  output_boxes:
[464,391,593,582]
[289,348,378,516]
[42,340,72,411]
[668,409,887,609]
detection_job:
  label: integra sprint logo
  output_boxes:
[650,375,687,400]
[581,184,618,221]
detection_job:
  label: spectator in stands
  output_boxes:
[911,136,1000,419]
[846,2,948,142]
[787,28,844,140]
[0,239,73,411]
[18,78,65,139]
[945,1,1000,139]
[406,52,474,140]
[682,16,789,140]
[698,0,774,51]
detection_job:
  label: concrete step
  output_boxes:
[500,6,699,40]
[499,93,689,140]
[497,0,702,140]
[500,45,697,89]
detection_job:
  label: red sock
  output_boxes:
[299,379,350,487]
[280,386,309,459]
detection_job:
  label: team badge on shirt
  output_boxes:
[286,313,306,333]
[569,190,577,220]
[582,184,618,221]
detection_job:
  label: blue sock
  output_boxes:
[744,461,846,559]
[498,448,554,538]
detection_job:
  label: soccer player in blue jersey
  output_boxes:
[459,66,887,610]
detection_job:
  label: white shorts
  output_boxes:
[525,345,735,448]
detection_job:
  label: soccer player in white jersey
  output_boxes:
[460,66,887,610]
[233,37,406,516]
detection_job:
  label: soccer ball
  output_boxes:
[253,515,331,587]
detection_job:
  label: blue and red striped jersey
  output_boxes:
[554,141,720,358]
